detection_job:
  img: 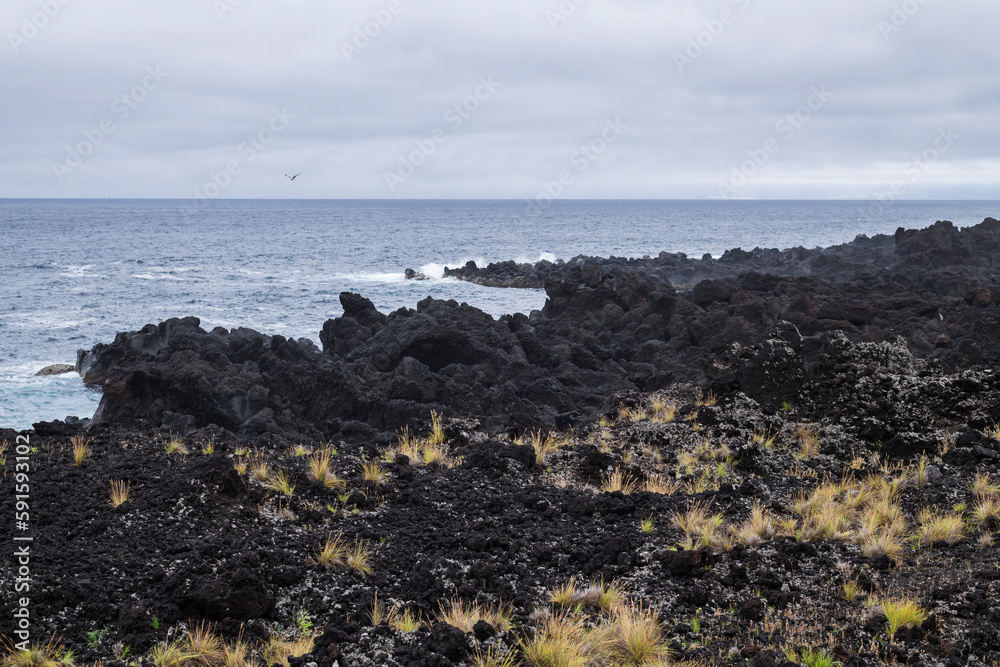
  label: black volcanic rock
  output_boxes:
[75,219,1000,441]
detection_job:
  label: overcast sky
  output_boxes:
[2,0,998,200]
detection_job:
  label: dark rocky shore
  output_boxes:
[3,219,1000,666]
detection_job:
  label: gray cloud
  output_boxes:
[1,0,998,199]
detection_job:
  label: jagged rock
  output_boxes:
[35,363,76,376]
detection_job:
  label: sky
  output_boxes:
[2,0,999,200]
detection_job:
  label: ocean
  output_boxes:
[2,199,998,430]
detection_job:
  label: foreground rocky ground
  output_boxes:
[3,219,1000,666]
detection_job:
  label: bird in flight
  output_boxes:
[285,173,300,181]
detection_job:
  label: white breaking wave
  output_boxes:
[512,251,558,265]
[419,252,557,280]
[132,273,185,281]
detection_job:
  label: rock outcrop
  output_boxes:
[75,219,1000,443]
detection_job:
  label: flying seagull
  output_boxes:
[285,173,300,181]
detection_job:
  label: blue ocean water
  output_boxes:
[2,199,998,430]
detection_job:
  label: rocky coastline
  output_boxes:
[3,218,1000,666]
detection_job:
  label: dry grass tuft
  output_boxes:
[429,410,447,446]
[1,636,75,667]
[163,436,190,456]
[641,474,678,495]
[345,538,373,577]
[70,435,90,466]
[183,622,225,667]
[601,468,639,495]
[261,632,316,667]
[734,500,776,546]
[518,612,591,667]
[606,604,672,666]
[529,430,568,465]
[307,449,344,489]
[794,424,820,460]
[437,598,513,633]
[549,578,580,607]
[469,646,518,667]
[359,460,389,485]
[108,480,131,509]
[879,597,928,637]
[971,471,1000,500]
[915,508,964,548]
[147,641,185,667]
[390,608,423,633]
[309,534,347,569]
[264,468,296,497]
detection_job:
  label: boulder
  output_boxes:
[35,364,76,376]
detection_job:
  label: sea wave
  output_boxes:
[132,273,185,281]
